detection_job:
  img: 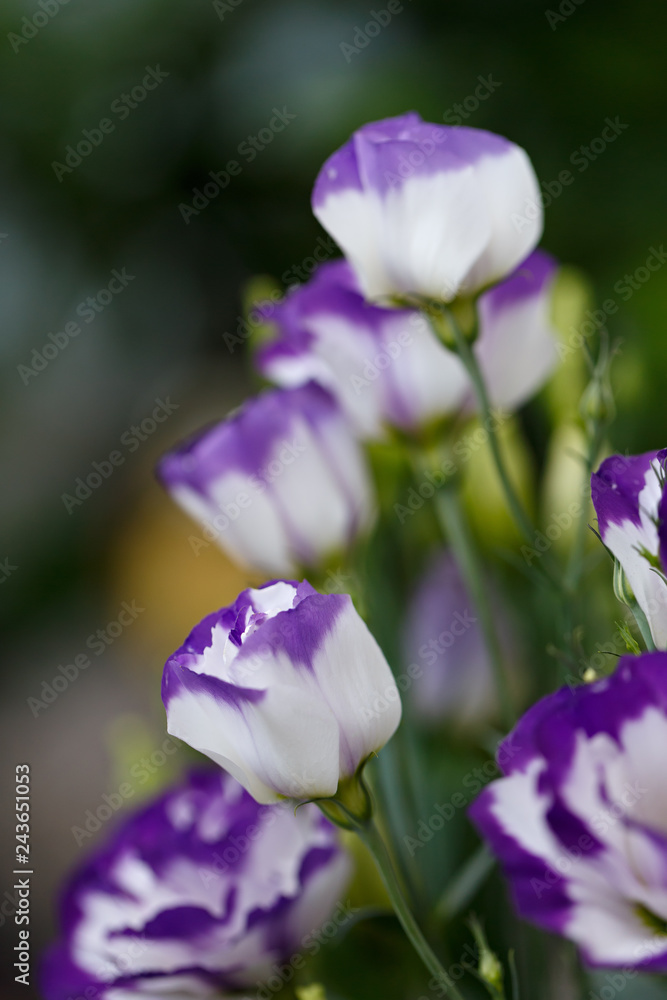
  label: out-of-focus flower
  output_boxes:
[591,450,667,647]
[162,580,402,804]
[474,249,559,412]
[402,551,515,727]
[157,382,375,577]
[258,253,559,440]
[312,113,542,303]
[41,768,349,1000]
[470,653,667,970]
[257,259,469,438]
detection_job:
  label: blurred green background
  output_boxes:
[1,0,666,997]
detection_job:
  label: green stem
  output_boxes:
[631,599,656,651]
[435,486,515,730]
[357,817,468,1000]
[443,313,537,549]
[563,422,605,595]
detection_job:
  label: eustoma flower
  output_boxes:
[312,112,542,303]
[402,551,516,727]
[157,382,374,576]
[41,767,349,1000]
[591,449,667,647]
[258,253,559,438]
[257,258,469,438]
[162,580,402,804]
[470,653,667,970]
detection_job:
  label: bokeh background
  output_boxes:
[1,0,666,997]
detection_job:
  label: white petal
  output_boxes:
[307,598,402,775]
[166,681,341,803]
[462,144,543,292]
[376,167,492,301]
[602,462,667,647]
[475,285,558,411]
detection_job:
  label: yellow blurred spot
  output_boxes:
[461,415,534,548]
[111,487,263,671]
[296,986,328,1000]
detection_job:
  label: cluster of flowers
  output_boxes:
[472,449,667,970]
[43,111,667,997]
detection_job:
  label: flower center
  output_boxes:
[635,903,667,936]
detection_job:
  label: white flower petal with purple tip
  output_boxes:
[470,653,667,970]
[474,249,559,412]
[162,580,402,804]
[41,768,350,1000]
[258,253,559,439]
[591,449,667,648]
[312,113,542,302]
[258,259,470,438]
[157,383,375,576]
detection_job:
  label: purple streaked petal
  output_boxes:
[591,450,667,647]
[591,450,661,535]
[42,768,350,1000]
[471,653,667,969]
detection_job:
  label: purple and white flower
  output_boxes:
[312,113,542,303]
[157,382,375,577]
[402,551,516,727]
[474,249,559,413]
[470,652,667,970]
[41,767,350,1000]
[591,450,667,648]
[258,253,558,439]
[257,259,470,438]
[162,580,402,804]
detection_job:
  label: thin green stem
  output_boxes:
[563,422,605,595]
[444,314,536,547]
[429,308,563,593]
[357,817,468,1000]
[631,599,656,651]
[435,486,515,730]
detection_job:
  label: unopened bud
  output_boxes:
[468,916,504,993]
[580,373,615,432]
[613,560,636,608]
